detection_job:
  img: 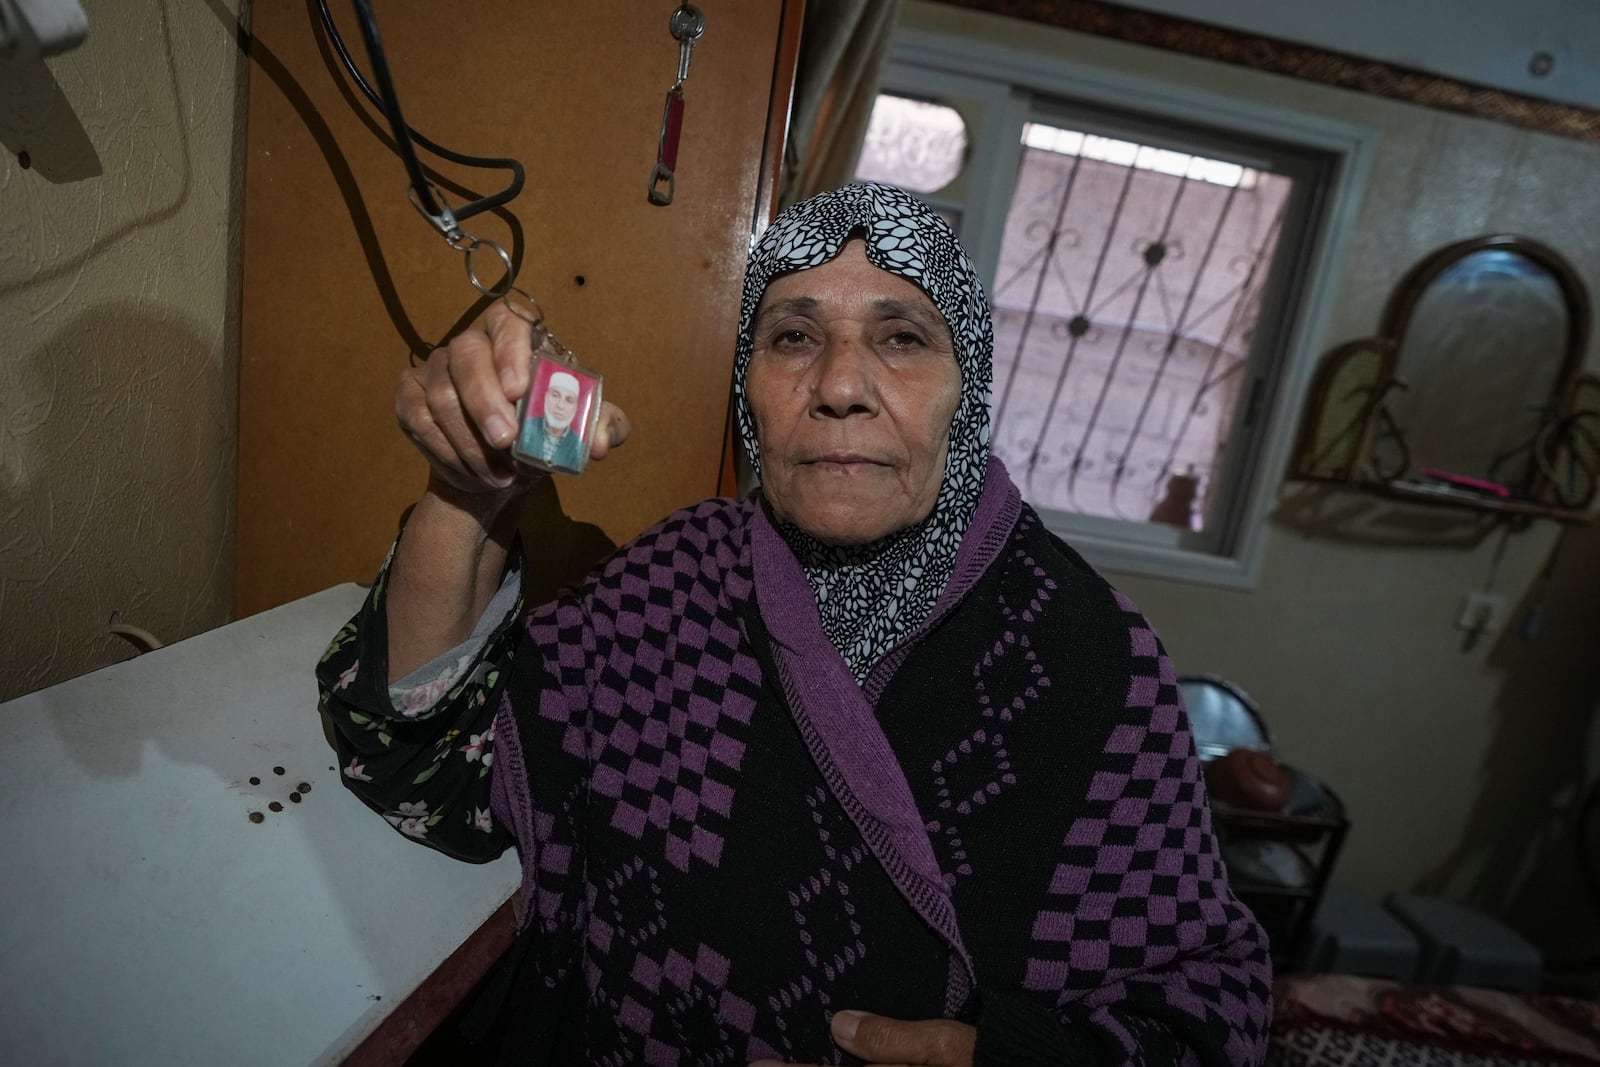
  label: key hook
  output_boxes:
[650,2,704,206]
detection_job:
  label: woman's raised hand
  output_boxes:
[394,299,630,498]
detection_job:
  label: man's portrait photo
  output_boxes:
[515,356,599,474]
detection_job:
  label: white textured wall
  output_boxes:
[0,0,248,700]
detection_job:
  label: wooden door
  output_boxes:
[235,0,800,616]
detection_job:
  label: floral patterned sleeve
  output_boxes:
[315,550,523,863]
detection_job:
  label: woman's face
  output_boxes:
[746,239,962,546]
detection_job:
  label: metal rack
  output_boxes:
[1212,783,1350,969]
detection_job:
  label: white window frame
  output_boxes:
[879,26,1376,589]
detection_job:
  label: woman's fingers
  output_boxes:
[396,302,630,485]
[483,298,540,402]
[396,367,481,493]
[394,367,440,457]
[395,331,516,491]
[424,338,509,487]
[445,328,521,453]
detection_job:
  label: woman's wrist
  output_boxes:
[418,470,541,543]
[387,474,537,682]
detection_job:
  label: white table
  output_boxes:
[0,585,521,1066]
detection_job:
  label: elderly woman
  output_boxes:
[317,183,1272,1066]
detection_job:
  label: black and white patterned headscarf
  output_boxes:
[734,183,994,683]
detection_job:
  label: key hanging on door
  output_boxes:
[648,3,705,206]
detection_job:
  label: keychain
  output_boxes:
[411,185,605,478]
[648,3,705,206]
[332,0,603,475]
[510,331,604,477]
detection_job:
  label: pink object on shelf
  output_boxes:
[1418,469,1511,498]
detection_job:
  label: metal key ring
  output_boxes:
[464,236,517,298]
[500,284,547,331]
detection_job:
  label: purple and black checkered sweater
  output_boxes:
[319,458,1272,1065]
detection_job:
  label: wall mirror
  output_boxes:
[1294,235,1600,521]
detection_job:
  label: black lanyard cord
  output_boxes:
[318,0,525,226]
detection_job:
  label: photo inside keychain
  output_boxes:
[512,338,604,477]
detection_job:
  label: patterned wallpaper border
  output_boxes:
[938,0,1600,145]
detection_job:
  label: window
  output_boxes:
[987,117,1297,549]
[854,26,1372,587]
[856,94,969,195]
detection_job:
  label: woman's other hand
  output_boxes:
[395,299,630,498]
[749,1011,976,1067]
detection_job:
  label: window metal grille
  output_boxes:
[989,121,1295,536]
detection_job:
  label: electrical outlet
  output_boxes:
[1455,591,1506,634]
